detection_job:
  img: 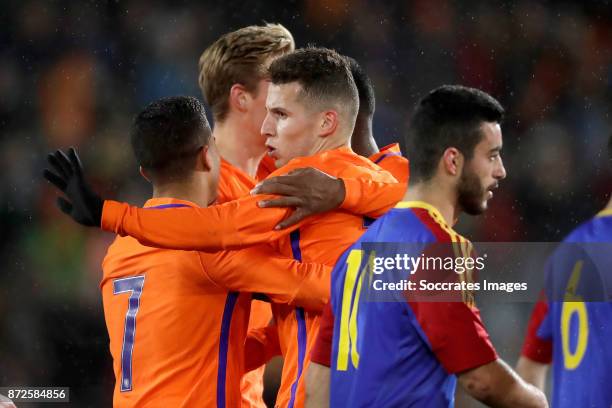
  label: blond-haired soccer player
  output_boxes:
[198,23,294,408]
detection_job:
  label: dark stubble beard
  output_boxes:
[457,166,487,215]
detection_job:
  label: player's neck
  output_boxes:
[402,182,457,226]
[152,179,213,208]
[351,119,379,157]
[310,134,350,156]
[214,119,266,178]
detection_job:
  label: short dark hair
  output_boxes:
[345,56,375,116]
[268,47,359,127]
[131,96,211,181]
[406,85,505,183]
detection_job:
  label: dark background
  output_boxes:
[1,1,611,406]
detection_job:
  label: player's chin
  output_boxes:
[273,156,287,168]
[463,199,488,216]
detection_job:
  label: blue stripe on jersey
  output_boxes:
[290,230,302,261]
[147,203,190,209]
[217,292,239,408]
[330,207,457,407]
[288,229,307,408]
[288,308,307,408]
[373,151,401,164]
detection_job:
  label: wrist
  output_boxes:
[339,178,361,210]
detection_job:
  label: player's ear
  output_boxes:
[200,145,213,172]
[229,83,249,113]
[441,147,463,176]
[318,110,338,138]
[139,166,151,183]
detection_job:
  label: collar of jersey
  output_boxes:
[220,157,257,184]
[144,197,198,208]
[377,143,401,155]
[394,201,447,223]
[288,145,353,165]
[596,208,612,218]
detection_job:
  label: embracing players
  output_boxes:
[45,47,405,407]
[45,96,334,407]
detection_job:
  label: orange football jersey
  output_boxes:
[100,146,402,407]
[217,158,274,408]
[101,197,330,407]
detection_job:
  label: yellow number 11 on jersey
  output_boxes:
[336,249,365,371]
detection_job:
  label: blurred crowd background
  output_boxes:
[1,0,611,406]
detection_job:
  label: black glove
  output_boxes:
[43,147,103,227]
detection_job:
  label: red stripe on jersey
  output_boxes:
[521,294,553,364]
[310,302,334,367]
[408,301,498,374]
[411,208,455,243]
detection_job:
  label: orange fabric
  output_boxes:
[101,197,330,407]
[217,158,272,408]
[100,146,399,407]
[341,143,409,218]
[268,148,400,407]
[245,324,282,372]
[368,143,410,184]
[101,148,392,251]
[102,194,295,250]
[256,154,277,181]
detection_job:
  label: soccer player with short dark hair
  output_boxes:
[308,85,548,407]
[516,133,612,407]
[344,56,408,183]
[344,55,377,158]
[46,96,331,407]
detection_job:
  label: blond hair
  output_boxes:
[198,23,295,122]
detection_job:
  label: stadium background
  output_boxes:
[1,1,611,406]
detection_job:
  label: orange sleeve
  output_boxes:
[340,177,405,218]
[200,244,330,312]
[368,143,410,184]
[244,324,281,372]
[101,194,306,252]
[375,156,409,184]
[338,146,407,218]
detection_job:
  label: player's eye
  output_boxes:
[270,108,287,119]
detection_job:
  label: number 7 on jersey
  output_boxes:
[113,275,146,392]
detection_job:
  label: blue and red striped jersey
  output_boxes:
[329,201,497,407]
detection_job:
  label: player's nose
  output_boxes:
[261,113,275,137]
[494,156,507,180]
